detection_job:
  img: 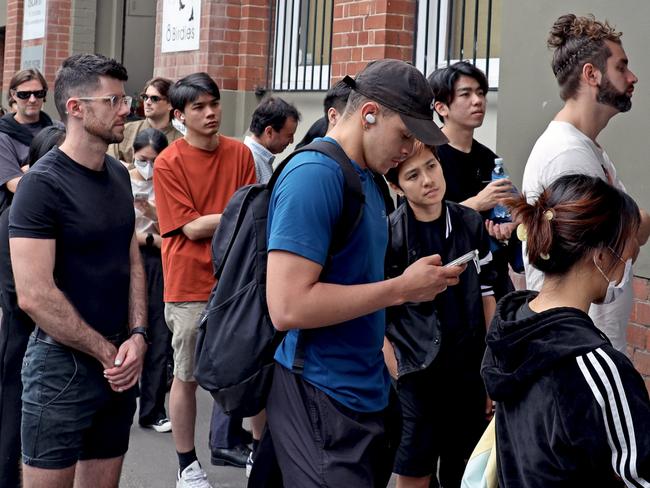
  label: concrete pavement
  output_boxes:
[121,388,398,487]
[121,388,248,488]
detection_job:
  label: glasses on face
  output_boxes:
[76,95,133,111]
[140,94,165,103]
[14,89,47,100]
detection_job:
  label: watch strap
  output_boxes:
[129,326,150,344]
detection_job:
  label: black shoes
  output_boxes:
[210,444,251,468]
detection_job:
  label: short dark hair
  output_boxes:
[28,123,66,167]
[428,62,488,122]
[547,14,622,101]
[323,80,351,117]
[385,141,438,188]
[169,72,220,113]
[133,128,169,156]
[142,77,173,99]
[249,97,301,137]
[9,69,48,103]
[508,174,639,276]
[54,53,128,121]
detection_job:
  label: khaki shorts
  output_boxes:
[164,301,207,382]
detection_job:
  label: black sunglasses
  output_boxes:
[14,89,47,100]
[140,94,165,103]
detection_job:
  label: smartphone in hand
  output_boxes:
[444,249,479,268]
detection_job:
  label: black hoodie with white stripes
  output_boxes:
[482,290,650,487]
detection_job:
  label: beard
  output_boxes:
[84,110,124,145]
[597,75,632,113]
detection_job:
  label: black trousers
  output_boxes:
[255,364,400,488]
[138,247,172,424]
[209,401,247,449]
[0,304,34,488]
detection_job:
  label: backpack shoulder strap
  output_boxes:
[270,139,365,255]
[274,140,366,373]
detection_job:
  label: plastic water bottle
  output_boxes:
[491,158,510,220]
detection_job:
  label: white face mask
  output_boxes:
[594,254,632,304]
[134,159,154,180]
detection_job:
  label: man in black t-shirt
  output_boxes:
[429,62,520,299]
[8,54,147,488]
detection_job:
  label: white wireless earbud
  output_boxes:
[365,113,376,124]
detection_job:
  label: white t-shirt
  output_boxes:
[521,120,632,353]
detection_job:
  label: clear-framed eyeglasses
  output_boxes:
[76,95,133,111]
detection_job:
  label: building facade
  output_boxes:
[0,0,649,388]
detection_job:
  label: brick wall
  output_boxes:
[2,0,72,94]
[628,277,650,392]
[154,0,270,91]
[41,0,71,88]
[330,0,416,81]
[3,0,23,93]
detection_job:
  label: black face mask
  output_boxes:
[596,74,632,113]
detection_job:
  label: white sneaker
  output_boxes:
[176,460,213,488]
[149,417,172,433]
[245,451,253,478]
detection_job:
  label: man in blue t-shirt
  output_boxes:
[259,59,466,487]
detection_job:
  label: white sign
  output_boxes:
[161,0,200,53]
[23,0,47,41]
[21,44,44,71]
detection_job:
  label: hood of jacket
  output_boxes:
[0,111,53,147]
[482,290,610,402]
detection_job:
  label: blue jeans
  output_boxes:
[21,334,137,469]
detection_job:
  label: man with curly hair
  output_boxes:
[522,14,650,353]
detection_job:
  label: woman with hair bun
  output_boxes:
[482,174,650,487]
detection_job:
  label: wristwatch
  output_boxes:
[130,326,150,344]
[145,233,154,247]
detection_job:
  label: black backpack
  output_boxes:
[194,140,388,417]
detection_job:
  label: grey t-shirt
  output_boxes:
[0,122,44,187]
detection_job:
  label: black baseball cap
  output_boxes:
[341,59,448,146]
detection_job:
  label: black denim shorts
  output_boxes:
[21,334,137,469]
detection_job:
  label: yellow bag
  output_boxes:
[460,417,497,488]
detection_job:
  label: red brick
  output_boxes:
[358,31,369,45]
[633,350,650,376]
[636,302,650,326]
[333,18,354,34]
[627,323,647,349]
[633,277,650,300]
[332,48,351,63]
[362,45,385,60]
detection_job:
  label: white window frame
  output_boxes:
[273,0,331,91]
[414,0,499,88]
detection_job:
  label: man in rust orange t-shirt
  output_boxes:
[154,72,255,487]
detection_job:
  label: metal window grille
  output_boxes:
[267,0,334,91]
[414,0,501,88]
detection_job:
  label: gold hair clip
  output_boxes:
[516,223,528,242]
[540,252,550,260]
[544,209,554,221]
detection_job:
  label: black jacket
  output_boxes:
[0,111,53,147]
[385,201,495,377]
[482,290,650,487]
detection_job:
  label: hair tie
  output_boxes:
[544,209,555,221]
[516,223,528,242]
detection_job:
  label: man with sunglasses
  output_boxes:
[0,69,53,211]
[108,77,183,167]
